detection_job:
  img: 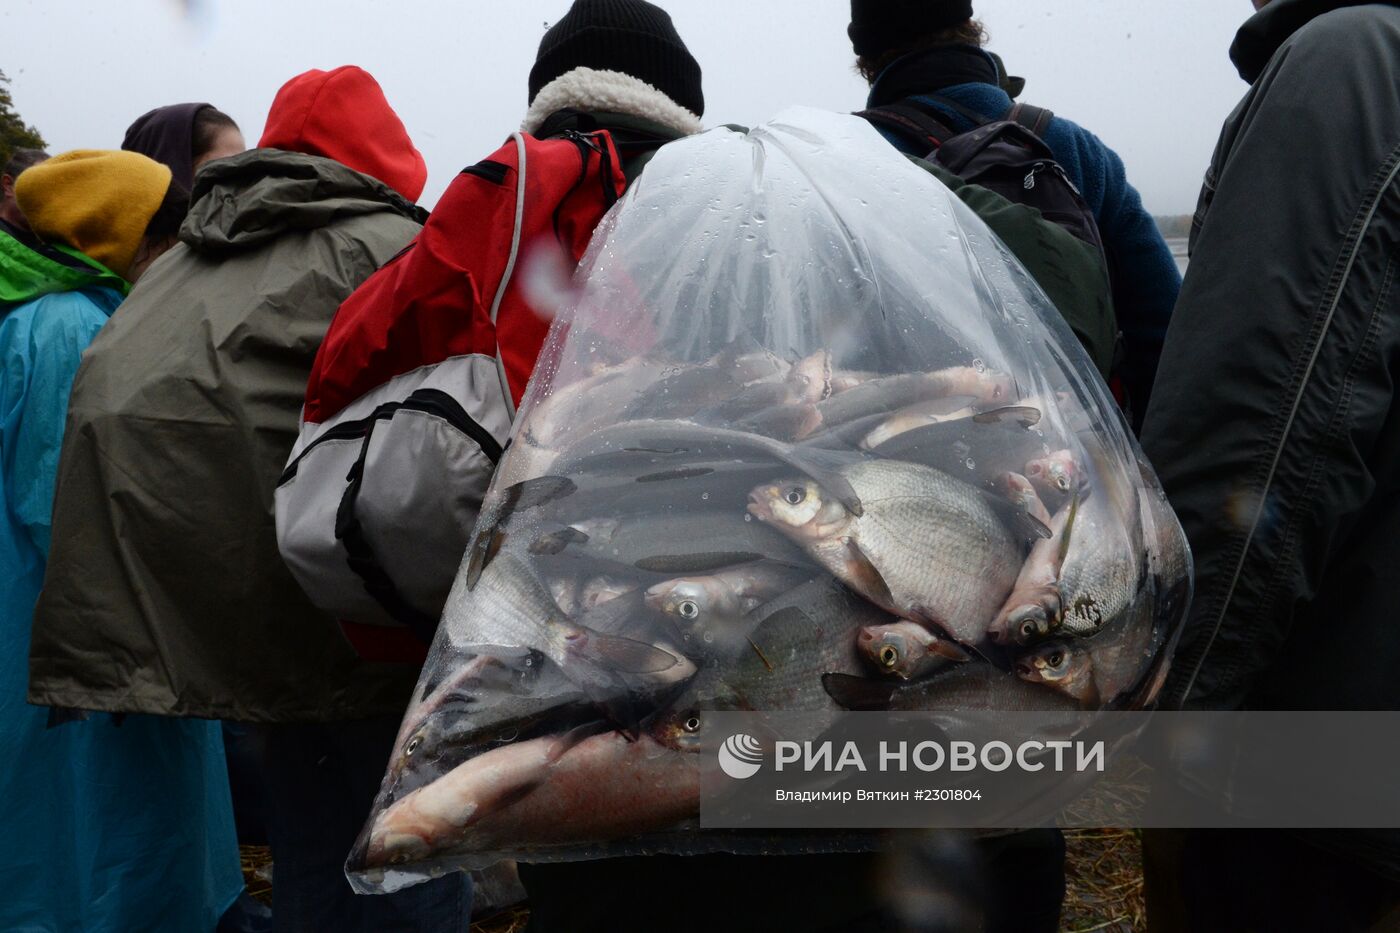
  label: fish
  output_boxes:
[857,621,970,681]
[355,717,700,872]
[806,366,1015,436]
[822,663,1082,712]
[551,419,865,514]
[996,471,1052,529]
[862,406,1049,492]
[788,349,836,403]
[529,509,812,576]
[748,460,1021,645]
[465,475,580,588]
[384,659,588,805]
[443,554,690,699]
[856,396,984,450]
[644,561,812,655]
[1014,591,1160,708]
[991,487,1145,645]
[988,496,1079,645]
[549,574,634,617]
[716,578,889,710]
[1025,449,1081,505]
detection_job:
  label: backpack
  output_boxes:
[274,129,627,661]
[858,96,1104,254]
[857,96,1126,410]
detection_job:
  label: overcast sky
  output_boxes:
[3,0,1252,214]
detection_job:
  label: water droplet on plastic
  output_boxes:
[965,458,976,469]
[523,657,533,667]
[743,513,753,523]
[972,358,986,373]
[703,632,714,644]
[701,492,710,500]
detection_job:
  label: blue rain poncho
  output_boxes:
[0,237,242,932]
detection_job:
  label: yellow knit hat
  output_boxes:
[15,149,173,281]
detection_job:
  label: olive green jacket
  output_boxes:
[29,149,427,722]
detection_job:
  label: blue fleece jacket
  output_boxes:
[868,66,1181,423]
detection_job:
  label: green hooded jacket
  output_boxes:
[28,149,427,722]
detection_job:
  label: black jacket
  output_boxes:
[1144,0,1400,714]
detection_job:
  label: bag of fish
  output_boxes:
[347,107,1191,890]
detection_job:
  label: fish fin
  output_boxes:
[972,405,1042,427]
[528,526,589,555]
[778,448,863,516]
[1058,492,1082,566]
[465,526,506,590]
[822,672,898,711]
[737,403,821,442]
[842,537,896,608]
[502,475,577,513]
[981,492,1054,542]
[752,605,813,631]
[927,636,971,663]
[569,627,683,675]
[635,467,715,483]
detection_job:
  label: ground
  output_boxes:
[240,828,1145,931]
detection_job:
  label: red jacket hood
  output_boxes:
[258,66,427,203]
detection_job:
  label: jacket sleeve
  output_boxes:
[1067,125,1182,427]
[6,295,105,559]
[1141,7,1400,709]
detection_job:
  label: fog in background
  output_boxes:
[2,0,1252,213]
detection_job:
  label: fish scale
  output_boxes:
[1055,495,1141,637]
[835,460,1020,643]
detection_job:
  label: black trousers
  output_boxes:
[520,829,1064,933]
[257,715,473,933]
[1144,829,1400,933]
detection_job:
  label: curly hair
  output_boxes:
[855,19,989,84]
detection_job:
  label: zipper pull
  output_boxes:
[1024,163,1045,191]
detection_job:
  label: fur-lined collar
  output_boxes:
[522,67,703,137]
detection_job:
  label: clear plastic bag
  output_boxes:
[346,108,1190,891]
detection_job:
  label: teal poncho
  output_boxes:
[0,234,241,932]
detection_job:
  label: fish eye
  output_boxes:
[878,645,899,668]
[1055,475,1071,491]
[784,486,807,506]
[405,735,422,757]
[1020,619,1039,638]
[683,713,702,733]
[1048,650,1065,666]
[678,599,700,620]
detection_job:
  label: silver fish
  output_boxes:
[1015,591,1159,708]
[822,663,1081,712]
[992,486,1145,645]
[748,459,1020,645]
[644,561,812,654]
[443,554,690,696]
[857,620,970,681]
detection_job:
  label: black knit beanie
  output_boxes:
[529,0,704,118]
[848,0,976,58]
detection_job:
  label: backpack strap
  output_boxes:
[489,133,528,421]
[1007,102,1055,138]
[857,102,956,152]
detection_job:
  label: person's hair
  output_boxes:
[142,180,192,244]
[855,19,988,84]
[191,107,240,162]
[3,147,50,180]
